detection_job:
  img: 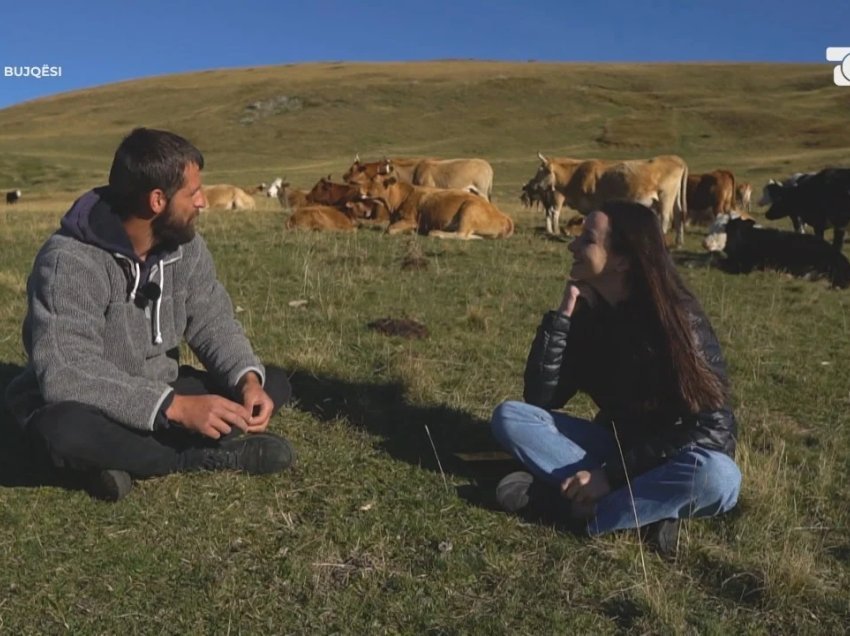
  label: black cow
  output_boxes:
[760,169,850,251]
[5,189,21,204]
[719,217,850,288]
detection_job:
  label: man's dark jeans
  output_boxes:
[27,365,292,478]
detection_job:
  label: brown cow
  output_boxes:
[344,155,494,200]
[735,182,752,213]
[272,179,310,210]
[343,156,423,185]
[686,169,736,225]
[307,176,389,223]
[360,172,513,239]
[286,205,357,231]
[528,153,688,246]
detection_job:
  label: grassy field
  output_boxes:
[1,61,849,633]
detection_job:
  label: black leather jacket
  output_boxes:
[523,294,737,490]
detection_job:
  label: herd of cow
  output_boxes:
[5,153,850,286]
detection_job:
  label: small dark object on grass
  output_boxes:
[367,318,429,339]
[401,254,429,270]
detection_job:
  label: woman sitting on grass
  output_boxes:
[490,201,741,554]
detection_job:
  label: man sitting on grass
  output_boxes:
[5,127,295,501]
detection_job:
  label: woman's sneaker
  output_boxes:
[495,471,578,527]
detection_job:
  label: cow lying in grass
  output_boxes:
[202,185,255,211]
[704,214,850,288]
[285,205,357,231]
[360,172,513,239]
[307,176,389,224]
[267,177,309,210]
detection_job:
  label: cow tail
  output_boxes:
[728,172,736,215]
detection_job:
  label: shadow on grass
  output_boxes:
[0,362,523,502]
[288,369,522,508]
[0,362,78,490]
[671,249,715,270]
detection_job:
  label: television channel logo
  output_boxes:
[826,47,850,86]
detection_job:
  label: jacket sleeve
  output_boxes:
[523,310,580,409]
[182,236,265,389]
[601,309,737,490]
[28,249,173,431]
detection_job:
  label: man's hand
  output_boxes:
[237,372,274,433]
[560,469,611,510]
[166,394,251,439]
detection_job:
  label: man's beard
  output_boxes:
[152,204,196,250]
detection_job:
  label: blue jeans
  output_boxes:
[491,400,741,536]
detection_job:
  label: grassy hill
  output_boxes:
[2,62,849,196]
[1,62,849,633]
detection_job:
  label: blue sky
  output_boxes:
[1,0,848,109]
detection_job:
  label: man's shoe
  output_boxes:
[87,469,133,502]
[642,518,680,557]
[185,432,295,475]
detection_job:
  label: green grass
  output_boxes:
[1,62,850,633]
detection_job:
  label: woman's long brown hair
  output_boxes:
[601,200,726,412]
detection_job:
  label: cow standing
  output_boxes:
[687,170,736,225]
[735,182,752,213]
[6,189,21,204]
[760,169,850,251]
[344,156,494,201]
[526,153,688,246]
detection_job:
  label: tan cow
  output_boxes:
[361,172,513,239]
[412,158,494,200]
[286,205,357,231]
[202,185,256,211]
[687,170,736,225]
[344,155,494,200]
[735,182,752,213]
[528,153,688,246]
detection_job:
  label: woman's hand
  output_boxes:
[557,281,597,317]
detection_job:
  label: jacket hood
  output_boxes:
[59,186,138,261]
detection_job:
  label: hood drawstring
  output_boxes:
[116,253,165,346]
[153,259,164,345]
[129,261,141,301]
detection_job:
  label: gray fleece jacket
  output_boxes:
[5,187,264,431]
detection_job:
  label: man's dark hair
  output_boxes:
[108,128,204,214]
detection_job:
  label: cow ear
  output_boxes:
[327,174,332,181]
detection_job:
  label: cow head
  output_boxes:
[521,152,558,203]
[343,157,395,184]
[757,179,782,207]
[702,213,757,253]
[267,177,285,198]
